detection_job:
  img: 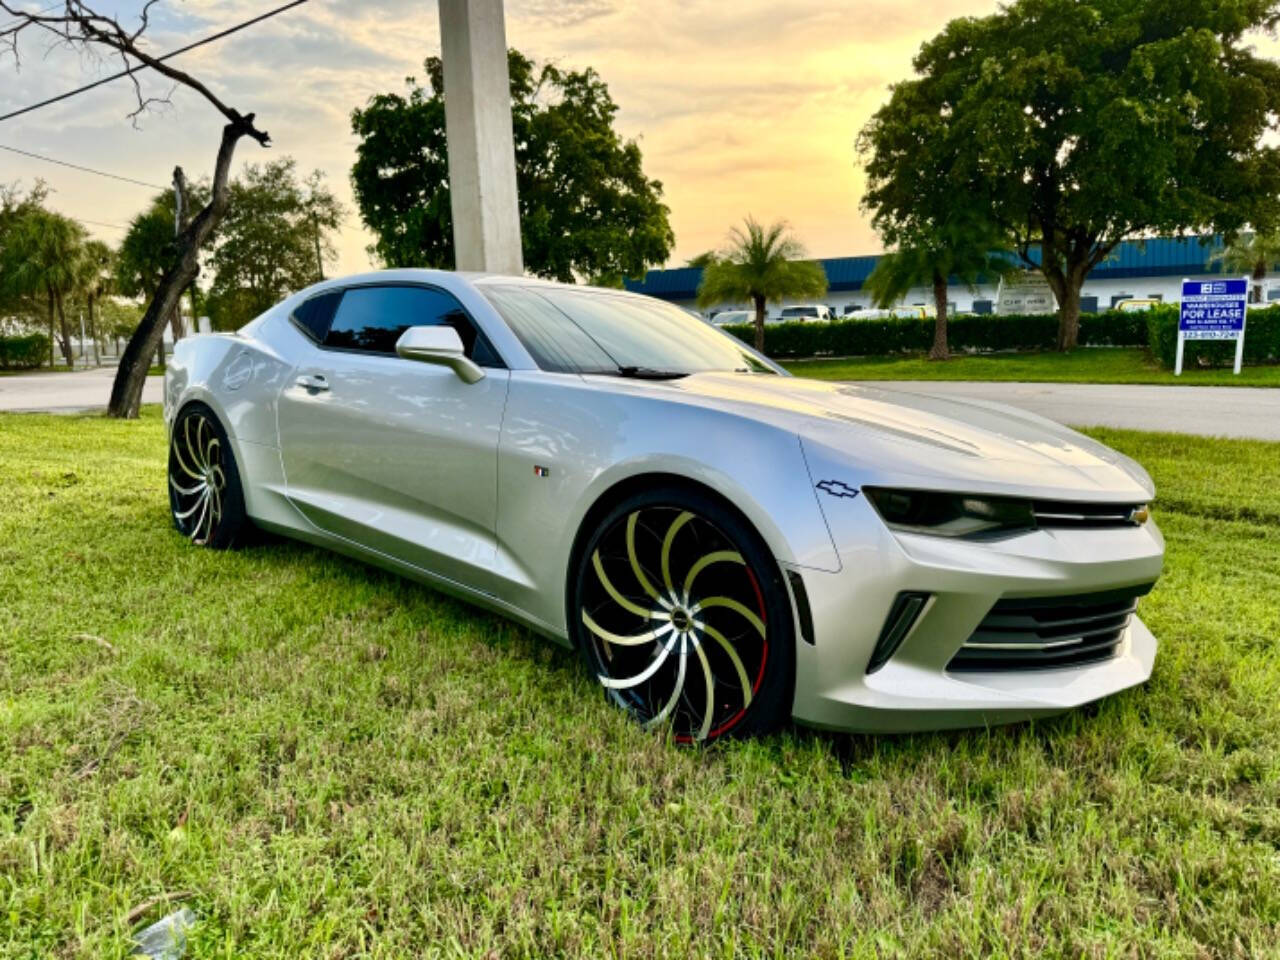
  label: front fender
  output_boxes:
[166,334,292,447]
[493,372,841,636]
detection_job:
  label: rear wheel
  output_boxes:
[168,404,248,549]
[571,486,794,743]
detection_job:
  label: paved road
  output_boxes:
[2,368,1276,441]
[847,380,1280,441]
[0,367,163,413]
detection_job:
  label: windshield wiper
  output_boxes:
[614,365,689,380]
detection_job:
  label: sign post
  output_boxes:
[1177,277,1249,376]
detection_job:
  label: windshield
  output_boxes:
[781,307,815,318]
[480,285,778,376]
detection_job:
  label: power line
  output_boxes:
[78,217,127,230]
[0,0,311,124]
[0,142,166,189]
[0,3,63,34]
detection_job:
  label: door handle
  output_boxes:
[296,374,330,392]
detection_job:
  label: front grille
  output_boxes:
[947,583,1155,672]
[1033,500,1145,529]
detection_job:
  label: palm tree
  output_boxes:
[79,240,116,366]
[696,218,827,352]
[864,220,1019,360]
[1210,232,1280,303]
[0,209,87,367]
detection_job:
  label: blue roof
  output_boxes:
[624,235,1228,301]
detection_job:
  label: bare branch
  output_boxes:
[0,0,271,144]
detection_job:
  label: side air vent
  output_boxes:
[786,570,816,646]
[1033,500,1147,529]
[948,583,1155,673]
[866,591,930,674]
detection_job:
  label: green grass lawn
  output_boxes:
[786,347,1280,386]
[2,411,1279,957]
[0,366,78,377]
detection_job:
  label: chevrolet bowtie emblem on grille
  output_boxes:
[816,480,859,499]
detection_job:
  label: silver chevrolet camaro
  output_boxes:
[164,270,1164,742]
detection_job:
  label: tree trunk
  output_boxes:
[88,295,101,367]
[929,269,949,361]
[752,293,766,354]
[1254,259,1267,304]
[109,120,254,418]
[1055,283,1083,351]
[46,294,56,368]
[53,293,74,366]
[1043,256,1089,352]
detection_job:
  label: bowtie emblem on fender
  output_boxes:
[815,480,859,499]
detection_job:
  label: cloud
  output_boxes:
[0,0,1018,270]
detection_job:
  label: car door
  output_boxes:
[277,282,511,585]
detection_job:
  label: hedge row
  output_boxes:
[0,333,50,369]
[721,308,1150,358]
[1147,303,1280,369]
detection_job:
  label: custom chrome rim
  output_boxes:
[168,412,225,546]
[580,506,769,742]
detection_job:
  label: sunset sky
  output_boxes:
[2,1,1277,276]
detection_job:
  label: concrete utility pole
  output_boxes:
[438,0,523,275]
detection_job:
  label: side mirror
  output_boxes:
[394,325,485,384]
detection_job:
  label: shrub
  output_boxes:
[1146,304,1280,369]
[721,308,1152,358]
[0,333,51,369]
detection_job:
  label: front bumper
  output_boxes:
[788,492,1164,733]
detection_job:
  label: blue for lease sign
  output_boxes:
[1180,279,1247,340]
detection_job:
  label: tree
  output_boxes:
[696,218,828,352]
[0,181,48,333]
[859,0,1280,350]
[1,1,275,417]
[685,251,719,269]
[79,240,115,366]
[0,208,87,366]
[865,219,1019,360]
[1211,232,1280,303]
[116,182,209,343]
[205,158,343,330]
[99,298,143,356]
[351,49,674,282]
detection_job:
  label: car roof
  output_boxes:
[293,268,663,306]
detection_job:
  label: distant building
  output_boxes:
[624,236,1280,316]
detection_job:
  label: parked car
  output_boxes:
[710,309,753,327]
[165,270,1164,742]
[779,304,833,322]
[1114,298,1162,313]
[845,306,929,321]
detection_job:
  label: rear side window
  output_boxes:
[322,285,502,366]
[290,290,342,342]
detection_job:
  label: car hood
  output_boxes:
[650,372,1156,502]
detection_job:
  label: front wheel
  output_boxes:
[168,403,248,549]
[571,487,795,743]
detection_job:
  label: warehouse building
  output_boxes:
[624,235,1280,317]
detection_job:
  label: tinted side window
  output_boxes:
[323,285,501,366]
[291,290,342,342]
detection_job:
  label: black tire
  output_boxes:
[167,402,249,549]
[570,485,795,743]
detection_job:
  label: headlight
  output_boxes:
[864,488,1036,539]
